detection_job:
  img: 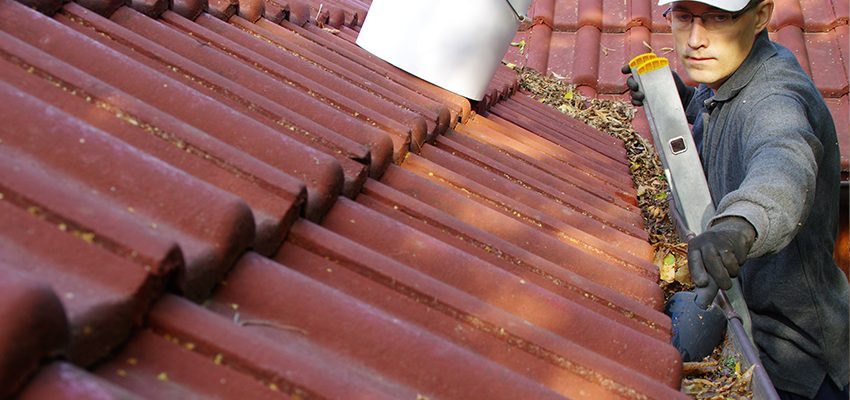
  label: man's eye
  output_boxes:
[709,13,731,23]
[673,12,692,22]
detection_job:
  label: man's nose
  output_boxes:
[687,18,709,49]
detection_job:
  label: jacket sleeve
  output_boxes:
[712,94,822,258]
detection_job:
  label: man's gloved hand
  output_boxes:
[621,64,645,106]
[621,64,693,107]
[665,291,727,361]
[688,217,757,308]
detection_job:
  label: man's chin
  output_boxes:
[682,69,719,87]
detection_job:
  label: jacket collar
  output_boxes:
[712,29,777,102]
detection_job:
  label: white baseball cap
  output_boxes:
[657,0,751,12]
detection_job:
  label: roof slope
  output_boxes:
[504,0,850,173]
[1,0,690,398]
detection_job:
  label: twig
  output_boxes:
[238,319,309,336]
[683,360,719,375]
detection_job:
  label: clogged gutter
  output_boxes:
[510,65,754,399]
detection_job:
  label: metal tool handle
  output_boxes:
[504,0,528,21]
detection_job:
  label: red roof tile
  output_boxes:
[17,362,142,400]
[278,225,683,399]
[432,132,647,239]
[0,272,67,399]
[321,198,678,381]
[0,31,307,254]
[0,80,251,305]
[0,0,729,397]
[248,249,573,399]
[379,165,664,307]
[356,179,671,338]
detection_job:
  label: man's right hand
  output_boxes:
[621,64,645,106]
[621,63,692,107]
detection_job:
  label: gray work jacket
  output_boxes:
[684,30,848,397]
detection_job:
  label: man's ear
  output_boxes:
[754,0,774,33]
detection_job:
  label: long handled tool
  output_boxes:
[629,54,780,400]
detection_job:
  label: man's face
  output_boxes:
[670,1,759,90]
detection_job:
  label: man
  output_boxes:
[622,1,848,399]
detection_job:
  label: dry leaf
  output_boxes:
[660,252,676,282]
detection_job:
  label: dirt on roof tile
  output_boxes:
[0,80,251,303]
[0,30,307,253]
[356,178,671,338]
[322,197,680,384]
[279,221,685,399]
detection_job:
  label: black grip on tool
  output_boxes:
[694,280,719,310]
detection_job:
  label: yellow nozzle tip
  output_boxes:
[636,57,669,74]
[629,53,657,69]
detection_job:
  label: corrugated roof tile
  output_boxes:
[0,81,251,304]
[527,23,554,73]
[805,29,850,97]
[0,272,68,398]
[770,0,806,30]
[380,165,664,307]
[1,0,350,214]
[432,133,647,239]
[577,0,603,29]
[407,149,651,261]
[356,179,671,339]
[837,0,850,21]
[269,244,575,399]
[279,222,684,399]
[552,0,577,30]
[17,362,143,400]
[547,31,577,81]
[294,23,470,126]
[201,14,431,151]
[418,144,648,250]
[321,198,681,386]
[239,24,446,141]
[838,24,849,77]
[492,94,630,162]
[171,0,204,19]
[573,25,602,89]
[261,0,285,23]
[0,31,307,253]
[800,0,841,31]
[237,0,263,22]
[129,0,166,18]
[129,291,410,398]
[601,0,628,31]
[458,115,637,201]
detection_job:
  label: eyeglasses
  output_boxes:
[663,1,761,31]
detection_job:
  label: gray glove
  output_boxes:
[688,217,756,308]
